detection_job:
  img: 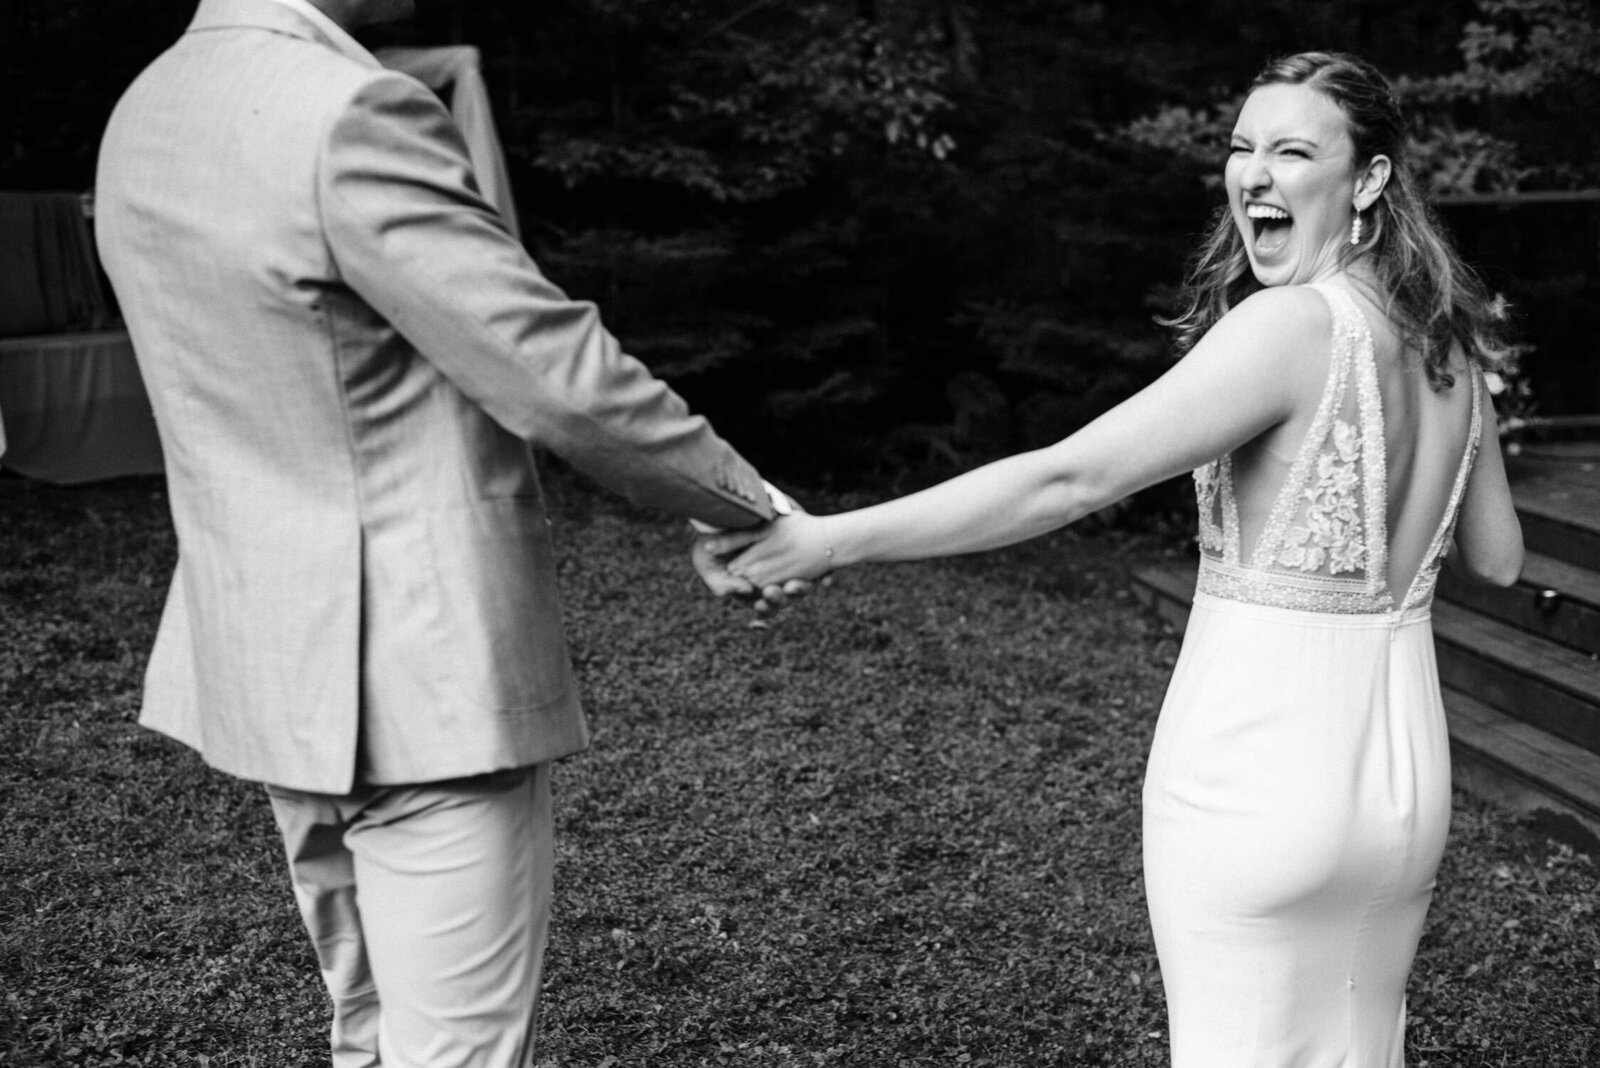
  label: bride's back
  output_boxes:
[1363,291,1480,598]
[1208,281,1481,611]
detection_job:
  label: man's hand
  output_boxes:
[691,534,758,598]
[752,575,817,613]
[691,528,816,608]
[705,510,836,594]
[690,484,818,611]
[691,529,818,617]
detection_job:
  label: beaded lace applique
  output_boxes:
[1194,455,1238,560]
[1277,418,1364,574]
[1192,283,1481,616]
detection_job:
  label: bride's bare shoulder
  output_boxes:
[1192,285,1336,376]
[1223,284,1335,336]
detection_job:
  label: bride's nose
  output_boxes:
[1238,152,1272,192]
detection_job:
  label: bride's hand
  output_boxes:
[707,512,836,590]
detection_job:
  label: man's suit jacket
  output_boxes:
[94,0,772,795]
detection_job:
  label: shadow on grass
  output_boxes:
[1,471,1595,1067]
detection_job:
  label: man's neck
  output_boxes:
[302,0,411,31]
[301,0,356,31]
[253,0,380,66]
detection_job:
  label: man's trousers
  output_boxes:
[266,765,552,1068]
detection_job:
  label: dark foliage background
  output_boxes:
[3,0,1598,491]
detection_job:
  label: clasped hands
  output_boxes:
[690,502,838,613]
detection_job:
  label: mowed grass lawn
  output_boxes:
[1,470,1596,1067]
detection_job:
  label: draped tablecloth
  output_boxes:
[0,192,115,338]
[0,330,165,483]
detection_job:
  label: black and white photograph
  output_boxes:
[2,1,1597,1065]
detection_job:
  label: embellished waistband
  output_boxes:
[1194,558,1430,628]
[1191,588,1432,630]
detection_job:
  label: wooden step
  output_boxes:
[1432,600,1600,755]
[1508,455,1600,570]
[1437,550,1600,655]
[1130,562,1197,633]
[1445,686,1600,850]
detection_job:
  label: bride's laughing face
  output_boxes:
[1226,83,1373,288]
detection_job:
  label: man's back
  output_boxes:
[97,0,768,794]
[95,3,778,1060]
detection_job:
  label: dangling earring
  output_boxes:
[1350,211,1363,246]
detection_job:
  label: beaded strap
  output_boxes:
[1334,284,1392,609]
[1247,284,1356,573]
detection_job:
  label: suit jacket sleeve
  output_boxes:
[317,71,772,528]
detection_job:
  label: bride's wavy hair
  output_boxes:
[1162,51,1511,388]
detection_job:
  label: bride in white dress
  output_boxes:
[710,51,1524,1066]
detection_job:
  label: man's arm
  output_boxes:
[318,71,772,529]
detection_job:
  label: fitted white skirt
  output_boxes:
[1142,592,1452,1068]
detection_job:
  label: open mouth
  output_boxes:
[1245,203,1292,256]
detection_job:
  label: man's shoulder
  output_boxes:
[157,19,396,105]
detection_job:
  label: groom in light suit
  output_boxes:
[94,0,787,1063]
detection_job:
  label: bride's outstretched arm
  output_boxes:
[711,286,1330,587]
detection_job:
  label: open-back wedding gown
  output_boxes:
[1143,281,1483,1067]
